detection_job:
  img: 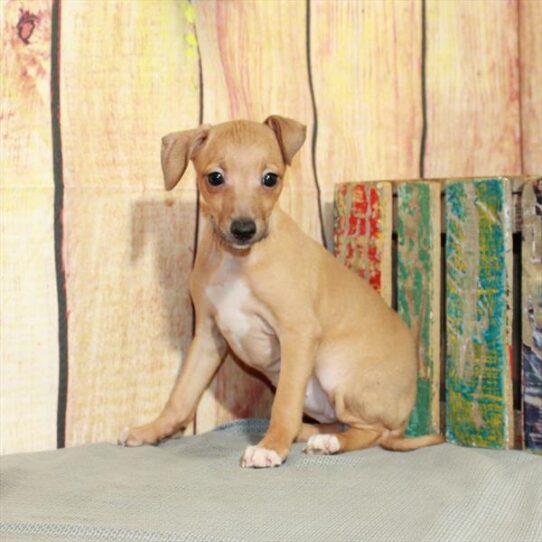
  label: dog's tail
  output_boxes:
[380,433,445,451]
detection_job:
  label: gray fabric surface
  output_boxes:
[1,419,541,542]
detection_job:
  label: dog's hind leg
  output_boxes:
[303,426,380,455]
[295,422,345,443]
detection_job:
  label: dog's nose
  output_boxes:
[230,218,257,242]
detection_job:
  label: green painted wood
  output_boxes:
[398,182,441,437]
[445,178,514,449]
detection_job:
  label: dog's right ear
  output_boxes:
[161,125,210,191]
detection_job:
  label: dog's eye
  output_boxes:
[207,172,225,187]
[262,173,278,188]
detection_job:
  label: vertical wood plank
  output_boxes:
[0,0,59,454]
[195,0,321,241]
[333,182,393,306]
[424,0,521,177]
[61,0,200,445]
[519,0,542,174]
[193,0,319,432]
[446,178,514,449]
[397,181,441,436]
[310,0,422,247]
[521,179,542,453]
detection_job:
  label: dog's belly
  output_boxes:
[206,277,336,423]
[265,368,336,424]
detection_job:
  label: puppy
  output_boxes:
[119,116,444,467]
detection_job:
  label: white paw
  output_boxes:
[304,434,341,455]
[241,445,283,468]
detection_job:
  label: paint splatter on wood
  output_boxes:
[17,9,40,44]
[398,182,441,437]
[521,178,542,453]
[334,182,392,305]
[445,178,514,449]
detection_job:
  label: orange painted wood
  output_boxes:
[193,0,319,432]
[310,0,423,247]
[519,0,542,174]
[424,0,521,177]
[0,0,59,454]
[60,0,200,446]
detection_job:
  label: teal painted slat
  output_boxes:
[398,182,441,437]
[445,178,514,449]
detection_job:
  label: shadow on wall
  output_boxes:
[130,195,196,359]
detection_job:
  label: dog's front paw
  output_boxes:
[241,445,283,468]
[304,434,341,455]
[118,426,147,447]
[117,422,164,447]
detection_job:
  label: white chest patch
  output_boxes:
[206,278,252,355]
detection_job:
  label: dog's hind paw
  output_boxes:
[241,445,283,468]
[304,434,341,455]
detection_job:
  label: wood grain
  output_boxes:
[445,178,514,449]
[334,182,393,306]
[521,179,542,453]
[193,0,320,432]
[424,0,521,177]
[60,0,200,445]
[519,0,542,174]
[0,0,59,454]
[397,181,441,436]
[310,0,422,247]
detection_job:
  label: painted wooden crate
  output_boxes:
[521,179,542,453]
[333,177,542,449]
[397,182,441,437]
[333,182,393,305]
[445,178,514,449]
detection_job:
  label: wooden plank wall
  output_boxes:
[1,0,59,454]
[60,0,200,446]
[1,0,541,453]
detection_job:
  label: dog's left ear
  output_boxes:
[161,125,210,191]
[264,115,306,165]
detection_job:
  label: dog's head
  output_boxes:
[161,116,306,249]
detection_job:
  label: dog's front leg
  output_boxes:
[241,328,319,468]
[119,317,226,446]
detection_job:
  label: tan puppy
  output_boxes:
[119,116,444,467]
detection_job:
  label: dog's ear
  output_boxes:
[264,115,306,165]
[161,125,210,191]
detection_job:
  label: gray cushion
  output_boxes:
[1,419,541,541]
